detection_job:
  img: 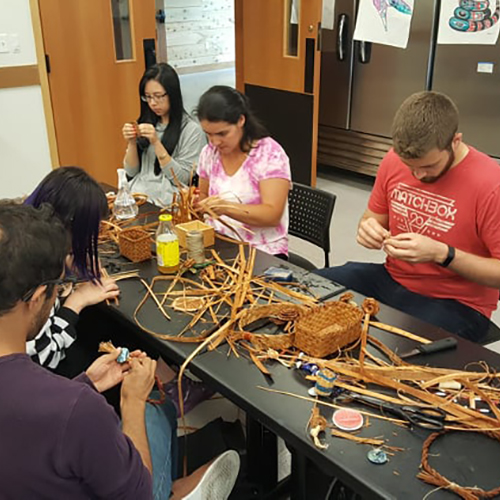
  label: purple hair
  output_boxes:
[24,167,108,279]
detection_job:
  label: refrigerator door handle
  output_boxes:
[337,14,349,62]
[359,41,372,64]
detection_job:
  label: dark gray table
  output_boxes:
[94,239,345,498]
[93,194,500,499]
[99,265,500,500]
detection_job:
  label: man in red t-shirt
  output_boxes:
[317,91,500,342]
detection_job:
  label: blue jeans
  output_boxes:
[145,394,178,499]
[315,263,491,342]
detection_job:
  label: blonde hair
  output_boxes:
[392,91,459,159]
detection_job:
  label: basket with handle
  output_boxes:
[294,294,364,357]
[118,227,152,263]
[236,303,310,351]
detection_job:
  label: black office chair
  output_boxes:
[481,323,500,345]
[481,296,500,345]
[288,182,336,271]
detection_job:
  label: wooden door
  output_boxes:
[37,0,156,185]
[235,0,323,185]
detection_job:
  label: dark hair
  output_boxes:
[392,91,459,159]
[24,167,108,280]
[137,63,186,176]
[196,86,268,152]
[0,203,70,316]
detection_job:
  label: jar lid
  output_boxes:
[332,409,364,431]
[159,214,172,222]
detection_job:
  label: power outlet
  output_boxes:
[0,34,9,53]
[10,34,20,54]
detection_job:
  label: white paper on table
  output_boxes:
[437,0,500,45]
[353,0,414,49]
[322,0,336,30]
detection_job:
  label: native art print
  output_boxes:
[449,0,500,32]
[372,0,412,31]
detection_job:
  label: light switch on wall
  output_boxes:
[0,34,9,53]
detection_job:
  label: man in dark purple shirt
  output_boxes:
[0,203,154,499]
[0,203,240,500]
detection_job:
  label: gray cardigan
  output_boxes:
[124,114,206,207]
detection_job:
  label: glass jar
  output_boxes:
[156,214,179,274]
[113,169,138,220]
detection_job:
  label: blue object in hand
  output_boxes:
[117,347,130,364]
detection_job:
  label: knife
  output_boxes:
[399,337,458,359]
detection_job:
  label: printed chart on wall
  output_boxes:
[353,0,414,49]
[438,0,500,44]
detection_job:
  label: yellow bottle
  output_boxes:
[156,214,180,274]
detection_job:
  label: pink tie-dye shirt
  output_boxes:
[197,137,291,255]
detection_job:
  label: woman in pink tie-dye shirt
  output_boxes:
[196,86,291,257]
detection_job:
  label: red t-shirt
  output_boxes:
[369,147,500,318]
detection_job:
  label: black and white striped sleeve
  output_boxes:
[27,302,79,369]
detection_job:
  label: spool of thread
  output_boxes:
[186,230,205,264]
[314,368,336,397]
[296,361,319,376]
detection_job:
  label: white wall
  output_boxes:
[0,0,52,198]
[0,0,37,66]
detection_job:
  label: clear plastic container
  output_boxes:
[113,169,138,220]
[156,214,180,274]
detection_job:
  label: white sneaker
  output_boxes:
[182,450,240,500]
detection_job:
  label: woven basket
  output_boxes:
[294,299,364,357]
[118,228,152,262]
[237,304,309,351]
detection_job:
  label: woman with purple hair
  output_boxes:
[24,166,120,369]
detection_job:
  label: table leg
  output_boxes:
[289,449,356,500]
[245,417,279,497]
[290,451,308,500]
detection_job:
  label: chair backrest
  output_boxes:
[288,182,336,266]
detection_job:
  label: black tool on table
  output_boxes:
[399,337,457,359]
[339,393,446,431]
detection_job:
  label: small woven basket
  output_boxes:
[118,228,152,263]
[237,304,308,351]
[294,299,364,357]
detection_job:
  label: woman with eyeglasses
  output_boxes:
[196,86,291,258]
[122,63,206,207]
[24,167,119,369]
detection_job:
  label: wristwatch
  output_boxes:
[438,245,455,268]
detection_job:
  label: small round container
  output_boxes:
[367,448,388,465]
[332,408,364,431]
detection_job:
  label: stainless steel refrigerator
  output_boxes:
[432,39,500,157]
[318,0,437,175]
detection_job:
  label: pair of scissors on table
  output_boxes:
[338,393,446,431]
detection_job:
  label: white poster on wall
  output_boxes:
[353,0,414,49]
[322,0,336,30]
[437,0,500,45]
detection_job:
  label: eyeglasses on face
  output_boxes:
[22,277,77,303]
[141,93,168,103]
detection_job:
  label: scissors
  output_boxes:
[338,393,446,431]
